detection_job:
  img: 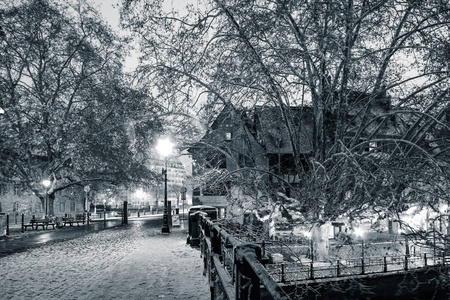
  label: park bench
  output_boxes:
[62,217,83,227]
[24,218,56,231]
[62,214,84,227]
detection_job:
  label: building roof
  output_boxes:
[248,106,314,154]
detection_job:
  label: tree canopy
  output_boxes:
[121,0,450,235]
[0,0,163,210]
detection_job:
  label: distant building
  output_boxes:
[189,92,405,225]
[0,181,85,217]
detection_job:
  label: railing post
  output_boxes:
[404,255,408,271]
[383,256,387,272]
[336,260,340,277]
[424,253,427,267]
[310,261,314,280]
[234,244,261,300]
[361,259,365,275]
[281,263,285,283]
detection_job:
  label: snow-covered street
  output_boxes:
[0,219,210,300]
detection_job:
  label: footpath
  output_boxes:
[0,217,123,256]
[0,216,211,300]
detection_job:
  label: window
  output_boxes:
[239,153,255,168]
[14,184,21,196]
[60,203,65,212]
[70,202,75,212]
[206,153,227,169]
[202,182,227,196]
[267,153,279,174]
[193,187,201,196]
[268,153,309,174]
[280,154,295,174]
[225,132,232,141]
[0,183,7,195]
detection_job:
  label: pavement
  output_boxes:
[0,214,210,300]
[0,218,122,257]
[0,215,159,256]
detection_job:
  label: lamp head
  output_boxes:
[156,138,174,157]
[354,227,365,238]
[42,180,51,188]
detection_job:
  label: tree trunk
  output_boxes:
[49,193,55,216]
[39,196,45,215]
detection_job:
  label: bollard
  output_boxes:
[6,214,10,235]
[384,256,387,272]
[21,214,25,233]
[336,260,340,277]
[123,201,128,225]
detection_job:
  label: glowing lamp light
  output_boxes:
[156,138,174,157]
[302,231,312,239]
[42,180,51,188]
[354,227,365,238]
[135,188,145,197]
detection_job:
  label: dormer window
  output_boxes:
[225,132,232,141]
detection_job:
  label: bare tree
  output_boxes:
[0,0,163,214]
[122,0,450,258]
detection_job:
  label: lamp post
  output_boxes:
[103,199,106,227]
[157,138,174,234]
[42,179,51,217]
[354,227,365,274]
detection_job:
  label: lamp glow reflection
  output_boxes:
[156,138,173,234]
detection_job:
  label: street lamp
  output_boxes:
[136,188,145,216]
[156,138,174,234]
[303,230,313,263]
[354,227,365,256]
[354,227,365,274]
[42,179,51,217]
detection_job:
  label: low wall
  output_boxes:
[282,265,450,299]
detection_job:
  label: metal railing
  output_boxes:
[197,214,450,299]
[264,252,450,283]
[198,214,291,300]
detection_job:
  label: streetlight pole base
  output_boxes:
[162,207,170,234]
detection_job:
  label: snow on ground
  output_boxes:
[0,222,210,300]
